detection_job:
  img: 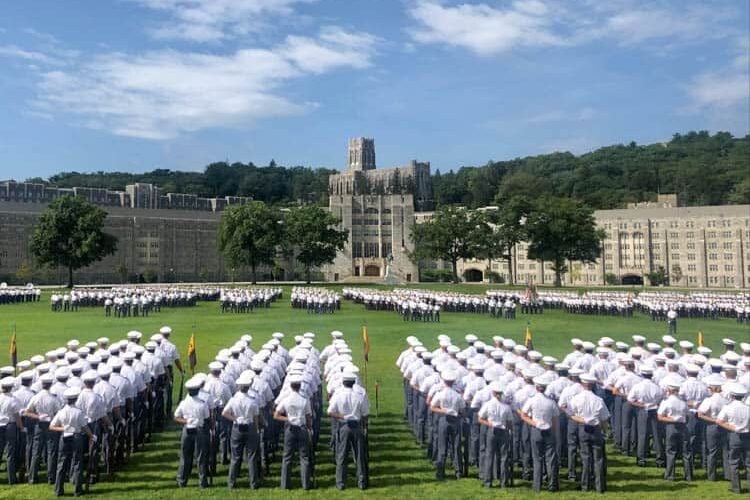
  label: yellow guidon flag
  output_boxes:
[187,331,197,373]
[524,325,533,350]
[363,325,370,362]
[697,330,704,348]
[10,326,17,368]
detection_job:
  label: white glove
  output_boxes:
[91,435,98,443]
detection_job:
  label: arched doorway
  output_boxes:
[464,268,483,282]
[364,265,380,277]
[621,274,643,285]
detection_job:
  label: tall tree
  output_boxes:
[491,196,533,285]
[217,201,282,284]
[411,206,484,283]
[525,197,604,287]
[284,205,348,283]
[29,195,118,287]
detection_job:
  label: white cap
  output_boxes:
[666,381,681,390]
[40,373,54,384]
[97,337,109,345]
[465,334,478,343]
[580,373,598,384]
[63,387,81,399]
[122,352,136,361]
[740,342,750,353]
[533,374,553,386]
[685,364,701,374]
[528,351,542,361]
[185,377,202,389]
[442,370,457,382]
[640,366,654,375]
[19,370,34,380]
[0,376,15,388]
[679,341,694,349]
[632,335,646,343]
[704,374,725,387]
[342,371,357,381]
[616,341,629,350]
[724,351,741,363]
[208,361,223,372]
[272,332,284,339]
[447,345,460,354]
[97,365,112,377]
[697,346,712,355]
[331,331,344,339]
[646,343,661,352]
[582,342,596,351]
[288,374,304,384]
[571,338,583,346]
[599,337,615,346]
[489,381,503,393]
[82,370,98,383]
[722,338,736,346]
[662,335,676,344]
[237,371,254,385]
[67,339,80,349]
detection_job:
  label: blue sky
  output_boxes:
[0,0,747,179]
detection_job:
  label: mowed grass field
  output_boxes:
[0,286,748,500]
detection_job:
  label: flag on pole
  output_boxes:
[697,330,704,348]
[187,329,197,374]
[524,324,533,350]
[363,325,370,363]
[9,325,17,368]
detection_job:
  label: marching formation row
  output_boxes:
[49,288,224,315]
[398,333,750,493]
[218,288,283,313]
[174,329,369,490]
[0,286,41,304]
[0,327,185,496]
[290,288,341,315]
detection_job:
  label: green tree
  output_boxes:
[490,196,533,285]
[116,263,128,284]
[15,261,33,284]
[411,206,484,283]
[284,205,348,283]
[647,266,669,286]
[29,195,117,288]
[217,201,282,284]
[525,197,604,287]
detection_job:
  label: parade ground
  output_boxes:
[1,285,747,500]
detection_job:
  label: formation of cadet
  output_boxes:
[399,333,750,494]
[531,291,634,316]
[50,287,224,316]
[172,329,369,490]
[635,291,750,321]
[0,286,41,304]
[0,325,185,495]
[219,288,282,313]
[290,287,341,314]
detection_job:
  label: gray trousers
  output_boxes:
[280,424,311,489]
[0,423,18,485]
[415,394,427,445]
[637,409,664,466]
[567,419,579,479]
[727,432,750,494]
[664,422,692,481]
[579,424,606,492]
[621,401,637,455]
[29,422,58,484]
[227,424,260,489]
[468,409,480,466]
[482,427,511,487]
[55,434,83,497]
[435,415,461,479]
[530,427,558,492]
[176,428,209,487]
[335,421,366,489]
[705,423,725,481]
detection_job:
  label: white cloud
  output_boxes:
[688,73,748,110]
[134,0,311,42]
[407,0,570,56]
[407,1,740,55]
[33,27,378,140]
[525,106,596,124]
[0,44,61,65]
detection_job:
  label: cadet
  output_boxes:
[24,373,62,484]
[657,381,692,481]
[328,370,369,490]
[520,375,560,492]
[0,377,24,485]
[477,381,512,488]
[222,371,261,489]
[49,387,96,497]
[274,374,313,490]
[430,370,465,480]
[697,375,729,481]
[716,383,750,494]
[570,373,610,493]
[627,366,665,467]
[174,377,210,488]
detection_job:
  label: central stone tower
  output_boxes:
[347,137,376,171]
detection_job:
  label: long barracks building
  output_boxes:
[1,145,748,288]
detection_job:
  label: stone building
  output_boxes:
[431,195,750,289]
[325,138,433,282]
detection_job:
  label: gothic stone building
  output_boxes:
[325,138,433,282]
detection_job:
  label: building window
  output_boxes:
[686,242,695,249]
[687,254,696,261]
[723,242,733,250]
[670,243,679,250]
[651,243,661,250]
[724,264,734,272]
[709,253,718,260]
[708,231,716,238]
[687,264,696,271]
[709,264,718,272]
[686,232,694,238]
[708,242,717,249]
[724,253,733,260]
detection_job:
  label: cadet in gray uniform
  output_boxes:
[49,387,95,497]
[657,381,692,481]
[716,383,750,494]
[570,373,610,493]
[274,374,313,490]
[0,377,24,485]
[328,370,369,490]
[174,377,211,488]
[430,370,465,480]
[697,375,729,481]
[520,375,560,492]
[223,371,261,489]
[477,381,512,488]
[24,373,62,484]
